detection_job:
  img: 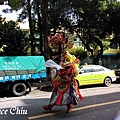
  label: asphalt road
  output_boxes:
[0,82,120,120]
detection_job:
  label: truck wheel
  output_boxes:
[12,83,27,96]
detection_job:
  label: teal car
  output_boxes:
[76,65,117,87]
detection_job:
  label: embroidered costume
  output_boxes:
[42,33,83,113]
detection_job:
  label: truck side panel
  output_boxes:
[0,56,46,72]
[0,56,47,96]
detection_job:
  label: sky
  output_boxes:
[0,5,19,21]
[0,4,29,29]
[1,1,120,29]
[1,0,120,19]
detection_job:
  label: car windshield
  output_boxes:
[80,65,106,73]
[92,66,104,72]
[80,66,93,73]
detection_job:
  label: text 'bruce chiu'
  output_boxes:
[0,106,28,115]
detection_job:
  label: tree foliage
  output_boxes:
[0,17,28,55]
[46,0,120,63]
[1,0,120,61]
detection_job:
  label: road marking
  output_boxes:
[28,99,120,120]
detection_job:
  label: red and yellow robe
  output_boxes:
[49,65,83,106]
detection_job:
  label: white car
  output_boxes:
[76,65,117,87]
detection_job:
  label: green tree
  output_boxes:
[6,0,36,55]
[47,0,120,64]
[2,0,120,60]
[0,18,28,55]
[7,0,49,57]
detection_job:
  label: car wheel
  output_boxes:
[12,83,27,96]
[104,77,112,87]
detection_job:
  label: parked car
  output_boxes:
[76,65,117,87]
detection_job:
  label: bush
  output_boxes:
[76,49,87,58]
[67,46,87,58]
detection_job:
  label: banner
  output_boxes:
[0,56,46,73]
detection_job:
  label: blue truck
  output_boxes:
[0,56,46,96]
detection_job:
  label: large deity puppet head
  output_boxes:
[47,32,74,62]
[47,32,79,77]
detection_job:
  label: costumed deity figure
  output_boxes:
[42,33,83,113]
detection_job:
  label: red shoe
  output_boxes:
[66,104,72,113]
[42,105,53,112]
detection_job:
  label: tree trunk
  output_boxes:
[27,0,35,55]
[36,1,43,55]
[93,36,103,64]
[42,0,49,60]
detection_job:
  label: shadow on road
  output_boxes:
[0,91,29,98]
[0,80,119,98]
[0,91,14,97]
